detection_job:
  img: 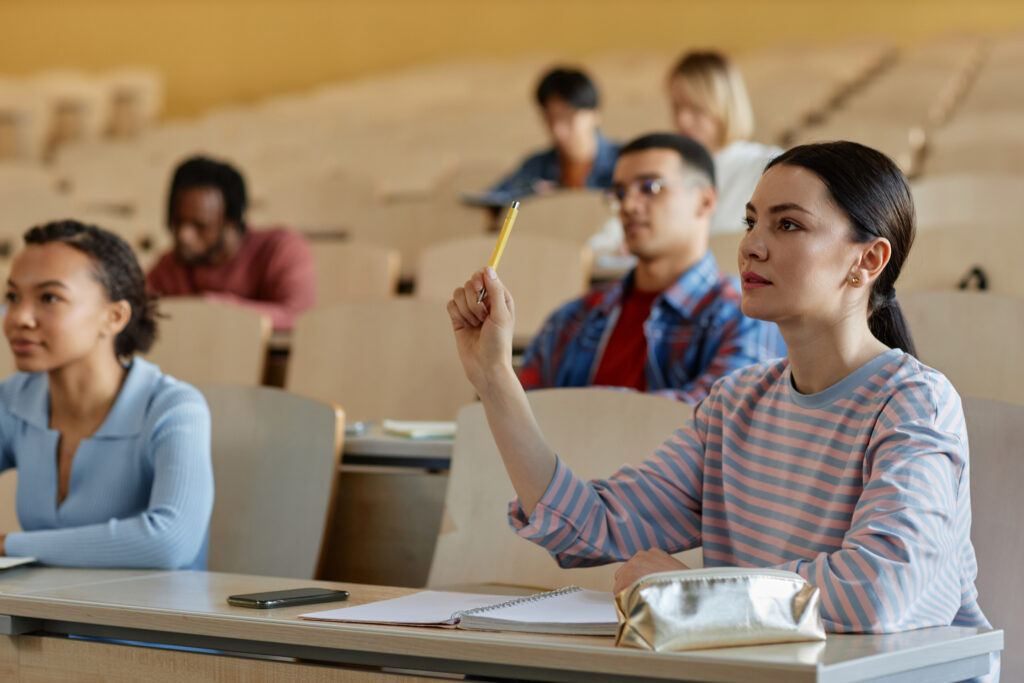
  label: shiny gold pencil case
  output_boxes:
[615,567,826,651]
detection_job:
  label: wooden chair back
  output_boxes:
[198,383,344,579]
[707,231,744,276]
[514,191,612,246]
[416,234,593,344]
[248,167,377,239]
[899,224,1021,298]
[144,298,271,386]
[0,470,19,533]
[427,388,699,591]
[311,241,400,307]
[900,290,1024,405]
[962,396,1024,681]
[911,173,1024,230]
[287,299,475,422]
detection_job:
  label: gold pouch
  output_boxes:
[615,567,826,651]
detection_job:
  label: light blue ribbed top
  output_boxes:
[0,357,213,569]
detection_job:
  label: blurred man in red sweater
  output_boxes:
[147,156,315,331]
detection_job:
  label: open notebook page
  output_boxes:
[458,587,617,635]
[299,590,516,625]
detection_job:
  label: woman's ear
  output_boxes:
[103,299,132,339]
[850,237,891,286]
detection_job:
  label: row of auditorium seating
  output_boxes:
[0,68,163,161]
[0,37,1017,277]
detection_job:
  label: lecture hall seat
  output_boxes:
[144,297,272,387]
[199,383,344,580]
[427,388,701,592]
[962,395,1024,681]
[287,298,475,422]
[899,290,1024,405]
[416,233,593,347]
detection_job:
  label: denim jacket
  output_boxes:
[518,253,785,403]
[489,130,621,199]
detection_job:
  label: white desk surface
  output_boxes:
[0,568,1002,683]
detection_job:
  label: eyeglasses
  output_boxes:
[607,178,673,203]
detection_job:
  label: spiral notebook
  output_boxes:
[298,586,617,636]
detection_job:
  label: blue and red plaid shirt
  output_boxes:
[517,253,785,403]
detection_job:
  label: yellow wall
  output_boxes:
[2,0,1024,118]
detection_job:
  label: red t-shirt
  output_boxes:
[591,288,660,390]
[146,227,315,331]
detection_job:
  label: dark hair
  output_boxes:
[619,132,717,187]
[765,141,917,356]
[23,220,158,358]
[535,67,600,110]
[167,156,248,231]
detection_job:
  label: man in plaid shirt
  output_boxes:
[518,133,783,403]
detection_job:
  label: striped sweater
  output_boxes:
[510,349,992,642]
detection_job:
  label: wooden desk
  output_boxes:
[0,569,1002,682]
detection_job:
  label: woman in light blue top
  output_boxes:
[0,220,213,569]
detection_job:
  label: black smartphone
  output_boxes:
[226,587,350,609]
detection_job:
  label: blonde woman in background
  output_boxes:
[668,51,783,234]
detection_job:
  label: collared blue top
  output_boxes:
[488,130,621,199]
[518,252,785,403]
[0,357,213,569]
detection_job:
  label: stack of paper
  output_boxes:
[382,420,456,440]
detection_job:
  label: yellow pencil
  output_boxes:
[477,200,520,303]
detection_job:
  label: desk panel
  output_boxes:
[0,570,1003,683]
[5,635,444,683]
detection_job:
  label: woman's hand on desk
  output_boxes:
[448,267,516,393]
[613,548,690,594]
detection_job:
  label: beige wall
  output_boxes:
[2,0,1023,117]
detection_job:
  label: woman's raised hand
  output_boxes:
[447,266,516,393]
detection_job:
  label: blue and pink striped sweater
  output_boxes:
[510,349,992,646]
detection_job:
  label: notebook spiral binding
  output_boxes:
[450,585,583,621]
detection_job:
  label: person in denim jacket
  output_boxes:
[489,67,621,200]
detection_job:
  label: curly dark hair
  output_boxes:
[167,156,248,232]
[23,220,158,357]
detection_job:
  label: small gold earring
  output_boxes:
[851,275,860,284]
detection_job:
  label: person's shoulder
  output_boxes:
[702,356,790,411]
[682,260,743,315]
[0,371,43,414]
[248,226,308,248]
[540,279,618,326]
[130,357,209,419]
[718,355,787,392]
[598,132,623,155]
[245,227,313,265]
[875,352,961,423]
[516,147,558,171]
[147,249,182,278]
[715,140,782,175]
